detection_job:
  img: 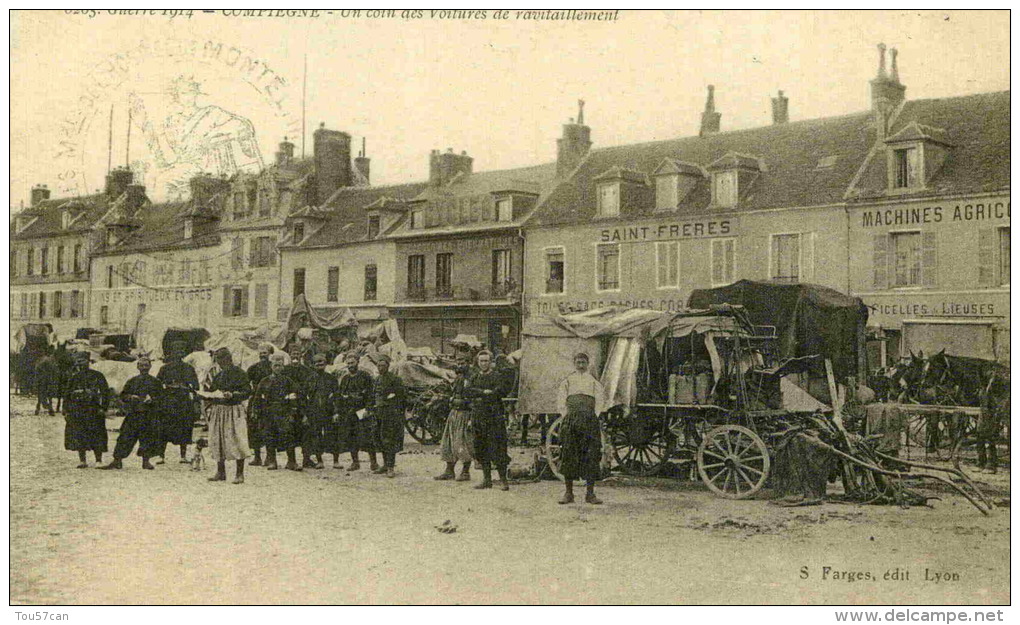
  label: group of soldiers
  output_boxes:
[55,338,523,493]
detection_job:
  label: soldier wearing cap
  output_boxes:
[281,342,319,469]
[63,350,110,468]
[100,356,164,470]
[246,342,275,466]
[335,352,377,471]
[154,341,199,464]
[305,352,339,469]
[372,354,406,478]
[204,347,252,484]
[252,352,303,471]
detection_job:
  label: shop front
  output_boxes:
[389,304,520,356]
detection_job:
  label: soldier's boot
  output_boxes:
[250,449,263,467]
[348,452,360,471]
[369,453,380,473]
[456,462,472,482]
[434,462,457,481]
[232,460,245,484]
[208,461,227,482]
[474,465,493,490]
[558,480,575,505]
[76,451,89,469]
[265,447,279,471]
[141,457,155,470]
[285,449,301,471]
[496,466,510,492]
[98,458,123,470]
[585,480,603,505]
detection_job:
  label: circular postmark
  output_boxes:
[55,37,300,200]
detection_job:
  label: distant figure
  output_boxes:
[335,353,377,471]
[555,352,606,505]
[100,356,163,471]
[246,343,275,466]
[465,351,513,491]
[435,357,474,482]
[152,341,199,465]
[34,348,59,416]
[203,348,251,484]
[372,355,406,478]
[63,351,110,468]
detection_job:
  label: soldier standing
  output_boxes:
[372,355,406,478]
[204,348,251,484]
[100,356,164,470]
[252,352,303,471]
[465,350,513,491]
[307,353,339,469]
[335,352,377,471]
[246,343,275,466]
[155,342,200,463]
[63,351,110,468]
[282,343,319,469]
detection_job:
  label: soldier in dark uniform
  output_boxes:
[465,350,513,491]
[246,343,275,466]
[372,355,407,478]
[335,352,377,472]
[64,351,110,468]
[34,348,59,416]
[155,341,200,463]
[100,356,164,470]
[282,342,319,469]
[307,353,339,469]
[252,352,303,471]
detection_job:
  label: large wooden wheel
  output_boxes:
[604,409,674,477]
[404,391,449,445]
[696,425,770,499]
[545,415,568,480]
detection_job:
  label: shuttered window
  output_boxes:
[656,175,678,211]
[293,268,306,298]
[711,238,736,286]
[546,248,565,294]
[712,171,738,208]
[874,231,937,289]
[231,238,244,270]
[893,148,920,189]
[254,283,269,317]
[57,246,65,274]
[38,292,46,319]
[596,244,620,291]
[597,183,620,217]
[770,232,814,283]
[26,247,34,275]
[70,290,81,318]
[891,232,922,287]
[53,291,63,318]
[978,226,1010,287]
[656,241,679,288]
[364,264,377,301]
[327,266,340,302]
[73,243,82,273]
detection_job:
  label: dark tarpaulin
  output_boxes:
[688,280,867,380]
[161,328,211,358]
[280,294,358,347]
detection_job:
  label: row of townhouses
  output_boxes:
[10,47,1010,365]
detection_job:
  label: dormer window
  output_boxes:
[61,211,71,229]
[293,221,305,243]
[410,209,424,230]
[652,159,705,212]
[106,229,117,247]
[892,147,919,189]
[183,218,193,240]
[712,171,738,208]
[655,176,678,211]
[596,183,620,217]
[367,214,381,239]
[495,197,513,222]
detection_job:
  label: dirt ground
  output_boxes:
[8,393,1010,605]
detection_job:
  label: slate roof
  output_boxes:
[850,90,1010,200]
[525,109,876,228]
[94,200,220,255]
[11,192,114,240]
[292,181,430,248]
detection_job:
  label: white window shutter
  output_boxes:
[873,234,889,289]
[978,228,995,286]
[922,231,938,288]
[656,243,668,286]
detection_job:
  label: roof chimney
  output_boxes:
[429,148,473,187]
[699,85,721,137]
[105,167,134,199]
[556,99,592,178]
[313,123,353,204]
[354,137,371,185]
[771,90,789,125]
[870,44,906,141]
[30,184,51,207]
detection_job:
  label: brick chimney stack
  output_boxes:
[870,43,906,141]
[556,99,592,178]
[276,137,296,167]
[105,167,134,199]
[30,184,51,207]
[699,85,721,137]
[771,90,789,125]
[429,148,473,187]
[313,123,353,205]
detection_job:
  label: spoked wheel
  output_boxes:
[545,415,568,480]
[697,425,770,499]
[605,409,675,477]
[404,394,448,445]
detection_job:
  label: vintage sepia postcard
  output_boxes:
[7,9,1010,609]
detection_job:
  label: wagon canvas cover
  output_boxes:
[688,280,868,380]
